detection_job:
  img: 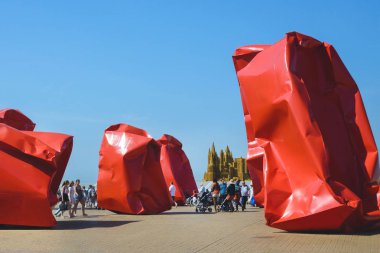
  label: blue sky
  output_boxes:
[1,1,379,182]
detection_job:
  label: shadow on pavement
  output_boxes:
[55,220,138,230]
[161,209,258,215]
[273,228,380,236]
[0,220,138,230]
[160,211,213,215]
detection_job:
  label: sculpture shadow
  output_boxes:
[0,220,138,230]
[159,209,258,215]
[273,228,380,236]
[55,220,138,230]
[160,211,212,215]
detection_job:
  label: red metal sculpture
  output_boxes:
[158,134,197,205]
[233,32,380,232]
[0,109,73,227]
[97,124,172,214]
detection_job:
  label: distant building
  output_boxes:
[203,143,250,181]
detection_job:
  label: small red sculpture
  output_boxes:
[158,134,197,205]
[97,124,172,214]
[233,32,380,232]
[0,109,73,227]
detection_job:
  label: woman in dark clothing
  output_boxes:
[234,180,242,211]
[226,179,236,211]
[56,180,72,218]
[71,179,87,217]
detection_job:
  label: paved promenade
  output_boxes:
[1,206,379,253]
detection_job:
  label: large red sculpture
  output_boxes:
[158,134,197,205]
[233,32,380,232]
[0,109,73,227]
[97,124,172,214]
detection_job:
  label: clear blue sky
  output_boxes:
[1,1,379,182]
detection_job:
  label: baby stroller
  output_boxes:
[195,192,212,213]
[219,194,235,212]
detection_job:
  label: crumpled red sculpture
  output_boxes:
[97,124,172,214]
[233,32,380,232]
[0,109,73,227]
[158,134,197,205]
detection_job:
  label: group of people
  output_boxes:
[55,179,250,216]
[55,179,98,218]
[208,178,252,212]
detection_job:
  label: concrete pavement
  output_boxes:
[1,206,379,253]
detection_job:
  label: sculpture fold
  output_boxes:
[0,109,73,227]
[0,108,36,131]
[158,134,197,205]
[97,124,172,214]
[233,32,380,232]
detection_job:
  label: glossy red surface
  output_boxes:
[97,124,172,214]
[0,111,73,227]
[0,108,35,131]
[158,134,197,205]
[233,32,380,232]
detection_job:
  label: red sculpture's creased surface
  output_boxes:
[0,108,36,131]
[233,32,380,232]
[97,124,172,214]
[158,134,197,205]
[0,109,73,227]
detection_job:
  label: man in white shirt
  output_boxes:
[169,182,177,207]
[240,181,250,211]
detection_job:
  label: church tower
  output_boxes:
[203,143,220,180]
[203,143,250,181]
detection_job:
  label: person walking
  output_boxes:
[169,182,177,207]
[219,179,227,203]
[68,181,76,215]
[211,179,221,212]
[226,179,236,212]
[88,185,97,208]
[249,182,256,206]
[234,179,242,211]
[55,180,72,218]
[82,185,88,207]
[71,179,87,217]
[240,181,250,211]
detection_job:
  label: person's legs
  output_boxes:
[229,200,234,212]
[71,200,77,215]
[241,196,247,211]
[236,195,242,210]
[71,201,78,217]
[213,197,217,212]
[80,199,87,216]
[172,196,177,207]
[67,201,72,217]
[219,194,225,205]
[62,201,68,217]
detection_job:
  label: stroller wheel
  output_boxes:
[208,208,212,213]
